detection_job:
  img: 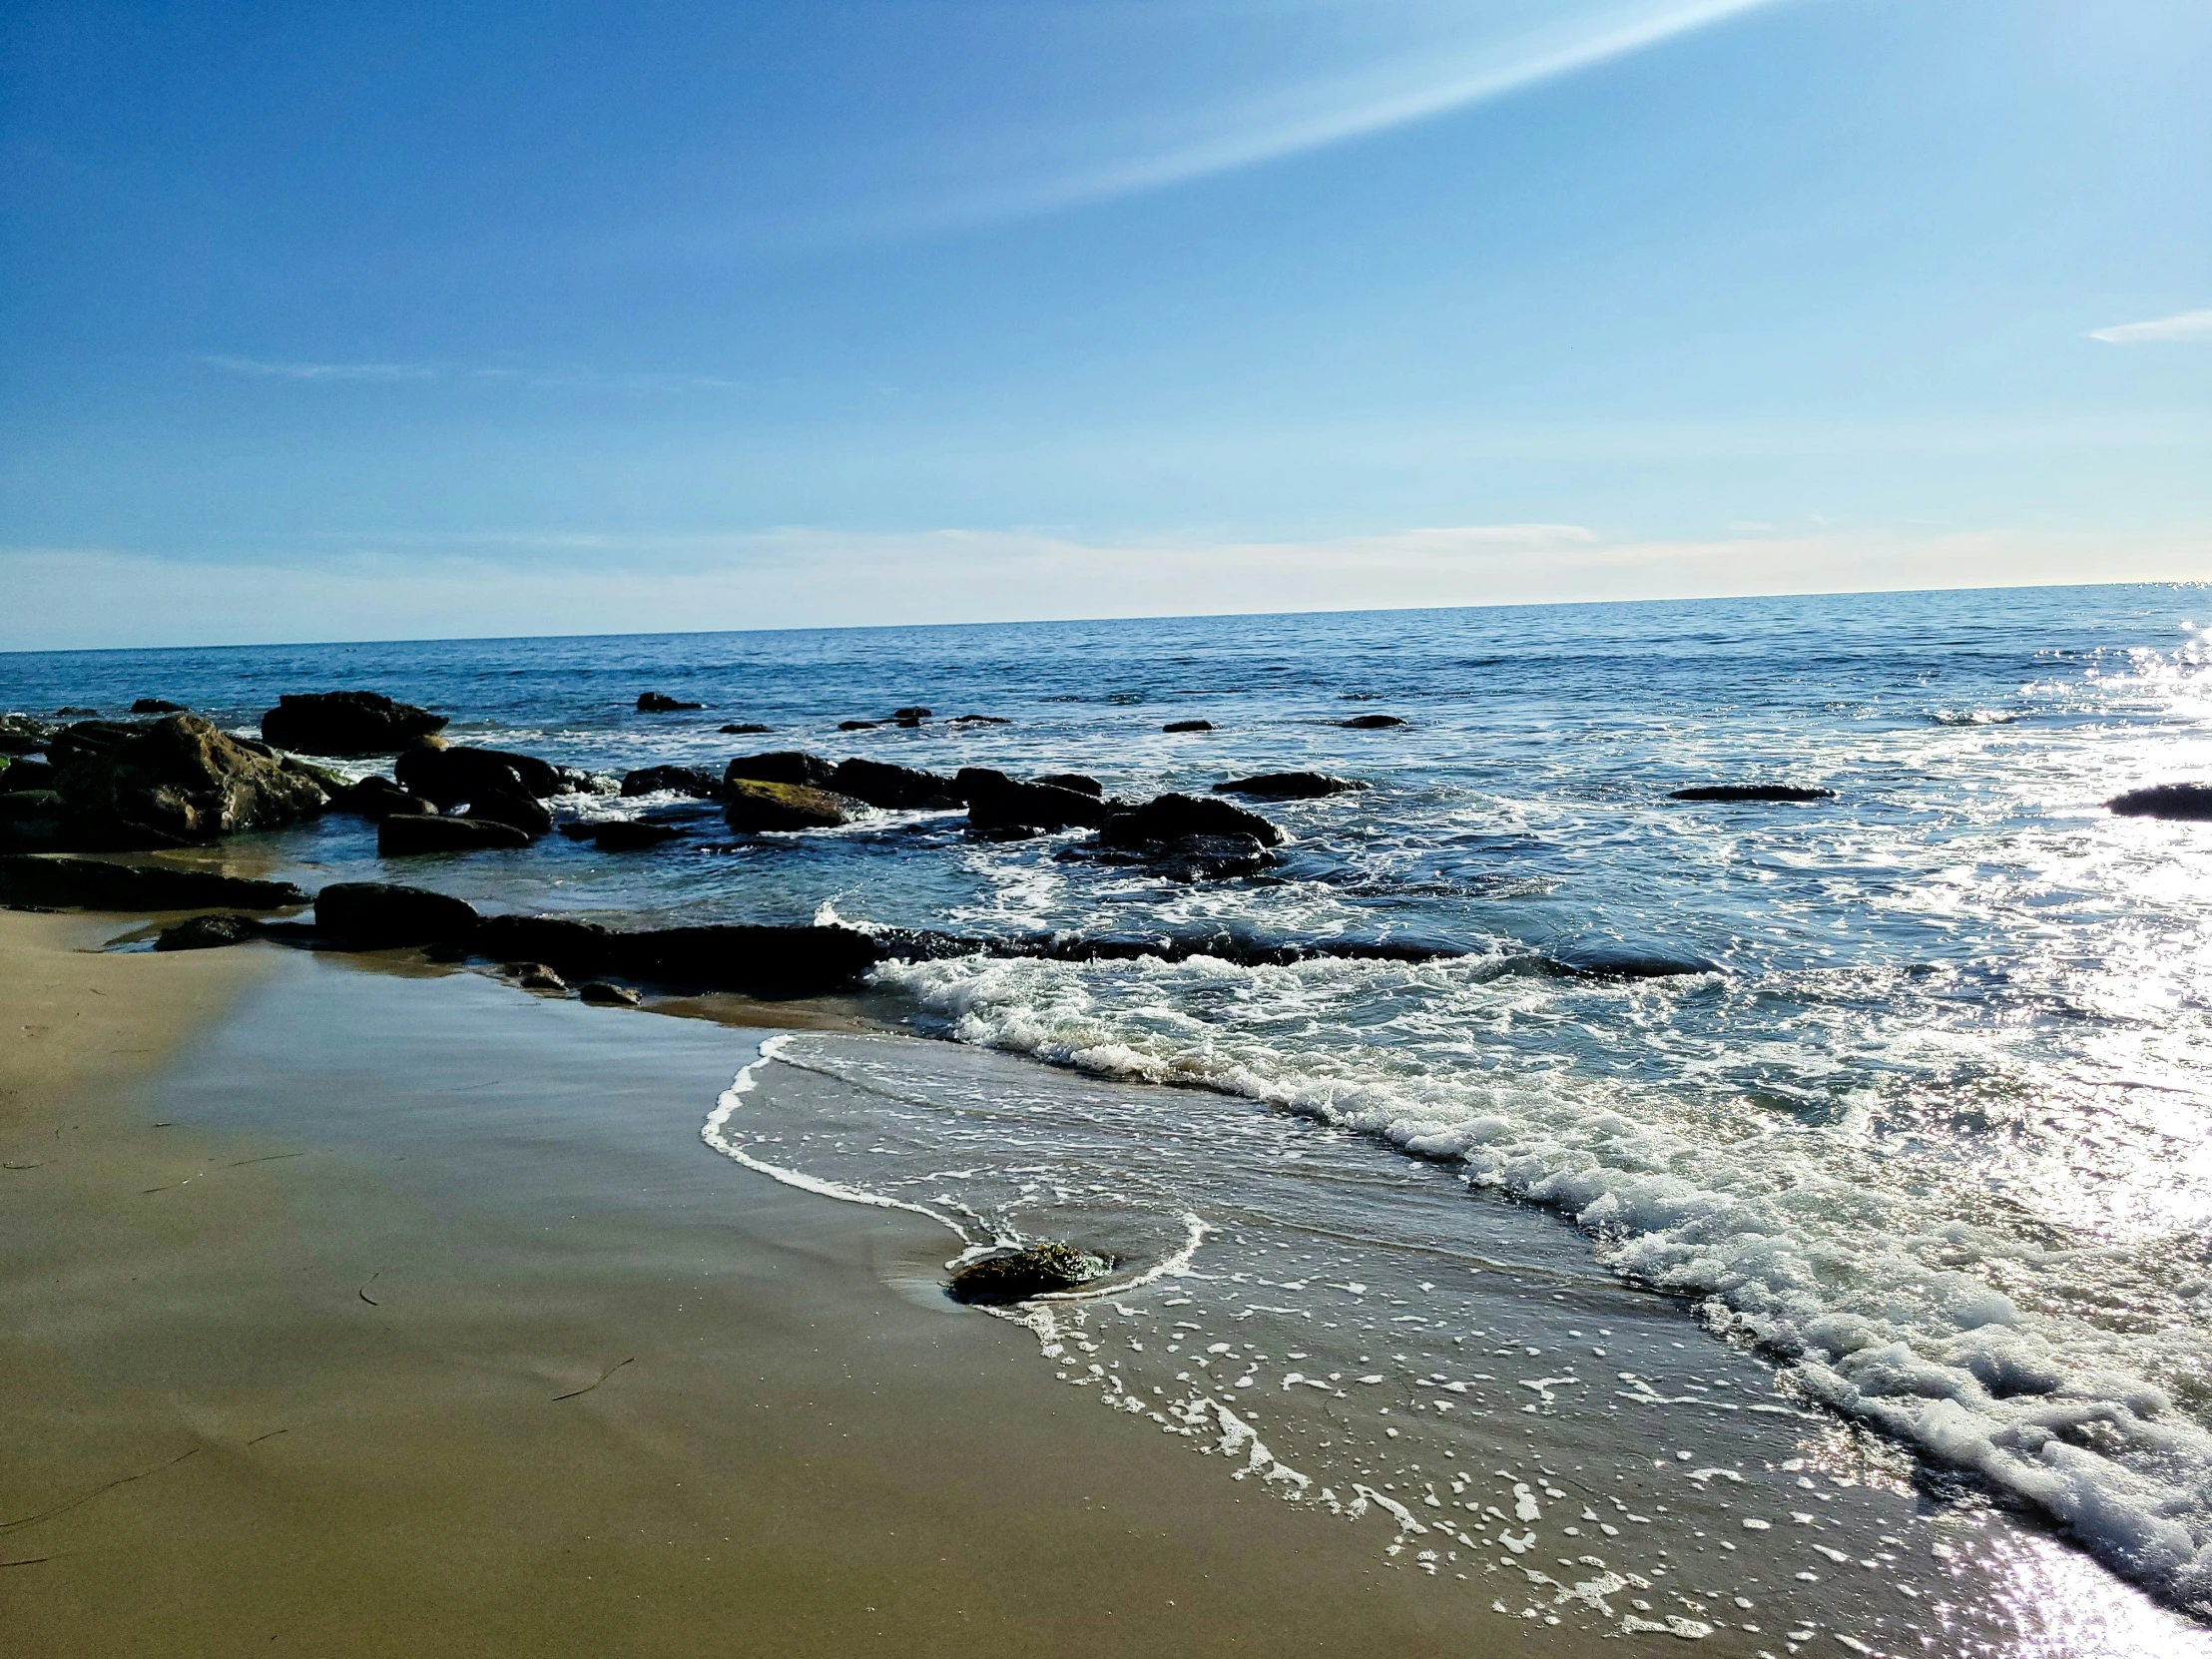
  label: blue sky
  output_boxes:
[2,0,2207,648]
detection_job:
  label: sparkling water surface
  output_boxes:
[9,583,2212,1624]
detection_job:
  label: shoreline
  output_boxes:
[4,908,2208,1655]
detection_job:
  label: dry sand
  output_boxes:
[0,910,1509,1656]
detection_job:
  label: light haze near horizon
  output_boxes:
[2,0,2208,650]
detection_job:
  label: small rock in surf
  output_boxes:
[1161,719,1213,733]
[636,692,702,712]
[2106,783,2212,821]
[1670,785,1835,803]
[948,1242,1115,1304]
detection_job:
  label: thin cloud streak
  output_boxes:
[2089,308,2212,344]
[906,0,1791,230]
[201,355,439,381]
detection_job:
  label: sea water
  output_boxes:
[9,583,2212,1631]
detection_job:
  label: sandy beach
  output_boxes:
[1,907,1523,1657]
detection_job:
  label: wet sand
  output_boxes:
[4,909,2207,1656]
[0,911,1511,1656]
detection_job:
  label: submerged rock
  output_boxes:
[49,715,328,848]
[837,719,880,732]
[377,816,532,855]
[947,1242,1114,1305]
[1161,719,1214,733]
[959,769,1108,832]
[0,714,58,754]
[725,752,837,790]
[892,706,932,720]
[722,778,855,831]
[574,820,688,851]
[1670,784,1835,804]
[0,854,306,913]
[260,691,446,757]
[620,765,723,799]
[830,758,963,811]
[154,912,260,951]
[130,698,187,715]
[1151,834,1274,881]
[719,723,774,735]
[1213,772,1367,799]
[579,980,641,1006]
[2106,783,2212,821]
[948,714,1010,726]
[507,961,568,991]
[1099,793,1284,848]
[636,692,702,712]
[1034,773,1102,797]
[1548,940,1720,979]
[326,776,438,821]
[1339,714,1405,730]
[316,881,481,947]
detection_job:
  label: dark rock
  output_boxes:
[465,785,553,838]
[467,914,881,996]
[1099,793,1284,848]
[892,707,932,721]
[579,980,641,1006]
[620,765,724,800]
[967,824,1043,842]
[131,699,188,715]
[1034,773,1102,797]
[1161,720,1214,733]
[723,779,855,832]
[394,741,563,804]
[1151,834,1275,881]
[55,706,99,716]
[261,691,446,757]
[470,914,617,968]
[1214,772,1367,800]
[154,912,260,951]
[0,854,307,913]
[958,769,1108,833]
[948,715,1010,725]
[327,776,438,821]
[1548,940,1720,979]
[947,1242,1114,1304]
[278,755,349,795]
[377,816,532,855]
[0,789,66,852]
[1339,714,1405,730]
[316,881,481,946]
[830,758,963,811]
[719,723,774,735]
[837,720,880,732]
[2106,783,2212,821]
[552,767,617,796]
[507,962,567,991]
[584,821,687,851]
[636,692,702,712]
[725,752,837,790]
[1,757,55,792]
[0,714,59,754]
[48,715,328,849]
[1669,785,1835,804]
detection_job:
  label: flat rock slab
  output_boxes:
[1213,772,1367,799]
[1670,785,1836,803]
[0,854,307,912]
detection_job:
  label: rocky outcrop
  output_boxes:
[725,752,837,790]
[0,790,65,851]
[377,816,532,855]
[1339,714,1404,730]
[0,854,306,912]
[2106,783,2212,821]
[1034,773,1102,797]
[829,759,963,811]
[958,769,1108,833]
[1214,773,1366,800]
[636,692,702,712]
[130,699,187,714]
[154,913,261,951]
[892,707,931,721]
[723,779,855,832]
[580,981,641,1005]
[260,691,446,757]
[0,714,58,755]
[395,741,563,804]
[1099,793,1284,848]
[469,914,881,996]
[1161,719,1213,733]
[316,881,482,946]
[947,1242,1113,1304]
[326,776,438,821]
[48,715,328,848]
[1670,785,1835,803]
[620,765,725,799]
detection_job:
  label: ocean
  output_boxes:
[8,582,2212,1637]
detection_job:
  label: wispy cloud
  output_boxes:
[201,354,439,380]
[199,355,736,391]
[2088,308,2212,344]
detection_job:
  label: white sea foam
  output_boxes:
[869,950,2212,1614]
